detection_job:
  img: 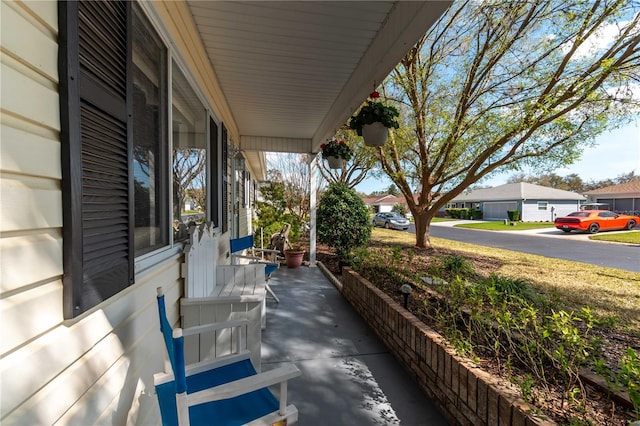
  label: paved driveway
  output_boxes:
[405,221,640,273]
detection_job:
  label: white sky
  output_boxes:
[354,121,640,194]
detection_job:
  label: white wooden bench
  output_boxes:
[180,223,266,371]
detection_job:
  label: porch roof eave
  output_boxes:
[183,1,452,177]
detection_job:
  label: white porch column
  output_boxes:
[309,156,317,267]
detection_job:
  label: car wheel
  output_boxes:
[561,229,572,233]
[626,220,636,230]
[588,223,600,234]
[372,220,377,227]
[384,222,390,229]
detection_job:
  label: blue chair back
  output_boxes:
[156,289,177,373]
[154,287,285,426]
[230,235,254,254]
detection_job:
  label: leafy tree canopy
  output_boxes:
[507,170,638,192]
[374,0,640,248]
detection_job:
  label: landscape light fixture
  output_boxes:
[400,284,412,309]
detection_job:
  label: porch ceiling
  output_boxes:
[186,1,451,160]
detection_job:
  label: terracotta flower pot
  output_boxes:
[361,122,389,147]
[284,249,305,268]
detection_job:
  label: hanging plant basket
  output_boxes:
[321,139,352,168]
[326,156,344,169]
[348,90,399,148]
[361,122,389,147]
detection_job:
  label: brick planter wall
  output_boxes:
[339,267,555,426]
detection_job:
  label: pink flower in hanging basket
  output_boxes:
[369,91,380,98]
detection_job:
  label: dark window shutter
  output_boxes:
[222,123,229,233]
[59,0,132,318]
[210,118,219,228]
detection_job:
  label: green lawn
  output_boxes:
[431,217,459,222]
[589,230,640,244]
[454,221,556,231]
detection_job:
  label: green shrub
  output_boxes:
[445,208,470,219]
[254,216,300,249]
[483,274,533,300]
[470,209,483,220]
[507,210,520,221]
[442,255,474,277]
[392,203,408,217]
[317,182,372,260]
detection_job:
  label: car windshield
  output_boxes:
[385,212,404,219]
[567,212,590,217]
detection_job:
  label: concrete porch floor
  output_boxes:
[262,265,449,426]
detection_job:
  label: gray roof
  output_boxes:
[452,182,586,202]
[585,179,640,195]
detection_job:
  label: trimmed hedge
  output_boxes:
[445,208,483,220]
[507,210,520,221]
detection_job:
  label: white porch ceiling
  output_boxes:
[186,1,451,176]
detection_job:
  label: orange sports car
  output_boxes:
[554,210,640,233]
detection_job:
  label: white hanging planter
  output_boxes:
[326,156,344,169]
[361,122,389,147]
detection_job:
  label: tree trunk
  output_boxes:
[413,212,432,249]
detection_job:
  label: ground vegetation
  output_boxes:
[316,229,640,425]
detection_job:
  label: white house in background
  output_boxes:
[448,182,586,221]
[362,194,402,213]
[585,179,640,215]
[362,194,417,217]
[0,1,449,424]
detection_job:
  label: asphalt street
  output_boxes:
[404,221,640,273]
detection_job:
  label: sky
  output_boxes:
[354,121,640,195]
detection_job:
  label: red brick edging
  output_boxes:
[329,265,556,426]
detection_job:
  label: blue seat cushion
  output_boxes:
[156,359,279,426]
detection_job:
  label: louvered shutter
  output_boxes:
[210,118,219,228]
[222,123,229,233]
[59,1,133,318]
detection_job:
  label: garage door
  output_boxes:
[483,202,517,220]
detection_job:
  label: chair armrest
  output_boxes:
[181,319,249,338]
[188,364,302,406]
[253,248,281,255]
[231,254,263,262]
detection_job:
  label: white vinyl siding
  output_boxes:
[0,1,233,424]
[0,2,163,423]
[522,200,582,221]
[1,0,63,356]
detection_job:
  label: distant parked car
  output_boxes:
[554,210,639,234]
[372,212,410,230]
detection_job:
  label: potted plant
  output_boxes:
[348,91,400,146]
[320,138,353,169]
[283,245,305,268]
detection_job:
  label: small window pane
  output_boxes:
[172,61,207,241]
[133,4,169,256]
[537,201,548,211]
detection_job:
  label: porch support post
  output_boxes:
[309,156,317,267]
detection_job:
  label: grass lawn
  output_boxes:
[370,228,640,336]
[455,221,556,231]
[431,217,460,222]
[589,230,640,244]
